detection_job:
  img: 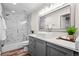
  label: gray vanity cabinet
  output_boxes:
[29,36,46,56]
[46,43,74,56]
[35,39,46,56]
[29,36,79,56]
[46,46,65,56]
[29,36,36,55]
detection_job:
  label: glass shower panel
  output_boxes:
[5,13,27,45]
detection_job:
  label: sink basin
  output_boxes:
[36,32,54,39]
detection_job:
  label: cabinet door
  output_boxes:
[35,39,46,56]
[47,46,67,56]
[28,37,36,56]
[47,43,73,56]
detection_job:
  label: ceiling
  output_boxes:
[2,3,48,15]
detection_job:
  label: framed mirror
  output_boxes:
[39,3,75,32]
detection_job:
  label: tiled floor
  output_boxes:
[1,48,31,56]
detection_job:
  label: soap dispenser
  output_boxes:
[75,36,79,51]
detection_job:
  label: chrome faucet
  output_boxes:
[45,24,55,32]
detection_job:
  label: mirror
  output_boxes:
[39,3,75,32]
[60,13,71,29]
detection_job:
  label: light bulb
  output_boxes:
[13,3,16,5]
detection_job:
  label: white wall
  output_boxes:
[75,4,79,30]
[31,11,40,33]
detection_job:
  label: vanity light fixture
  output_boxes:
[20,21,27,25]
[11,11,15,13]
[13,3,17,5]
[39,3,66,16]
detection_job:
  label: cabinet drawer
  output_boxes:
[35,38,46,45]
[47,43,73,56]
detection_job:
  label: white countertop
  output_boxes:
[29,32,79,53]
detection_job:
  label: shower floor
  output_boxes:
[1,48,31,56]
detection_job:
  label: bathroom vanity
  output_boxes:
[28,32,79,56]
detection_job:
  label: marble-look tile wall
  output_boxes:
[4,13,28,45]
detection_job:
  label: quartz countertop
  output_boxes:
[29,32,79,53]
